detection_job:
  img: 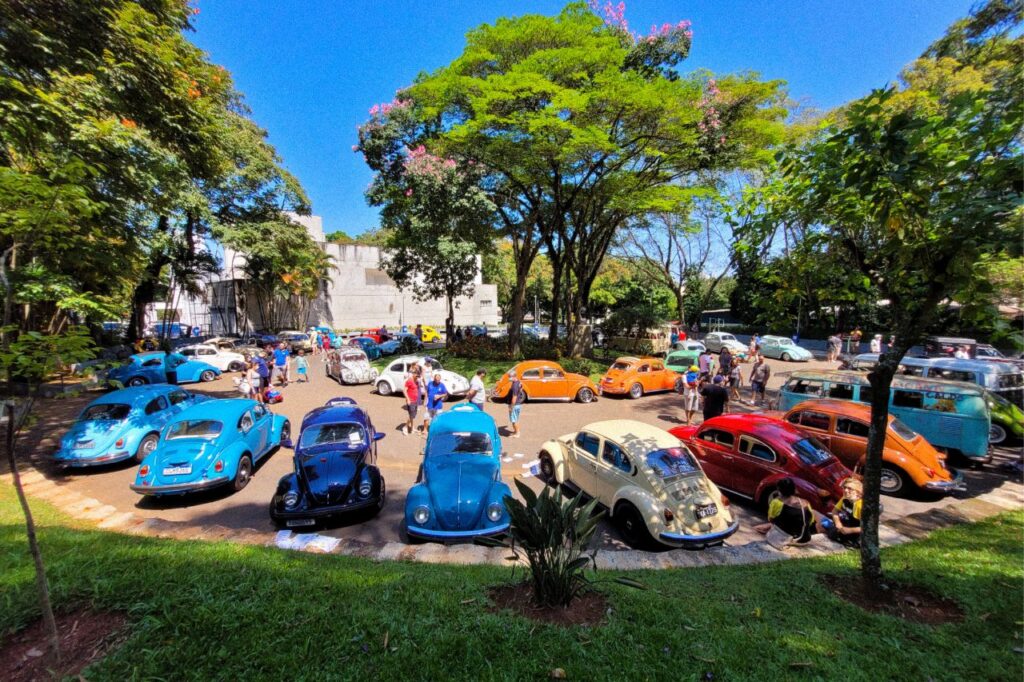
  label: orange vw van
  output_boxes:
[600,357,681,399]
[491,360,598,403]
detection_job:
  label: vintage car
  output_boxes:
[276,330,313,353]
[491,360,598,403]
[665,349,701,374]
[852,354,1023,409]
[759,335,814,362]
[348,336,382,360]
[403,404,511,542]
[418,325,442,343]
[539,420,738,549]
[131,399,289,496]
[702,332,749,357]
[327,348,379,385]
[671,340,706,353]
[670,415,853,514]
[245,333,279,347]
[771,400,962,495]
[378,332,424,356]
[204,336,245,351]
[375,355,469,398]
[178,344,247,372]
[600,357,682,399]
[107,351,221,387]
[54,386,207,468]
[985,390,1024,445]
[269,397,386,528]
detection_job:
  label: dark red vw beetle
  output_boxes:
[669,415,853,514]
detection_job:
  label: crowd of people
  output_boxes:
[677,344,773,426]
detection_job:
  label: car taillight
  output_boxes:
[663,508,674,523]
[139,465,149,477]
[115,438,124,448]
[720,494,730,507]
[925,468,936,478]
[214,460,224,473]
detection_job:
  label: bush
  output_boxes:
[560,357,604,377]
[447,335,566,362]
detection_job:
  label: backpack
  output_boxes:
[264,387,283,404]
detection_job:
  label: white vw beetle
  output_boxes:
[703,332,748,356]
[178,344,247,372]
[376,355,470,399]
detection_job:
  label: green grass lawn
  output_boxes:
[2,485,1022,680]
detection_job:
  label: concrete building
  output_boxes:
[208,214,500,334]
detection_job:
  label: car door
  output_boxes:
[251,403,273,457]
[635,363,652,392]
[140,356,164,383]
[690,427,737,490]
[143,395,171,428]
[649,361,673,391]
[568,431,602,494]
[734,435,781,496]
[237,408,264,459]
[387,361,405,387]
[166,389,191,417]
[520,367,542,398]
[198,347,221,370]
[542,367,569,399]
[831,416,871,467]
[789,409,835,450]
[598,439,634,506]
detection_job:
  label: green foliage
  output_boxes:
[602,279,672,336]
[0,326,95,384]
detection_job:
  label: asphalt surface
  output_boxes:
[26,353,1023,552]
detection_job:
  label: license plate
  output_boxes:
[286,519,315,527]
[162,465,191,476]
[696,504,718,519]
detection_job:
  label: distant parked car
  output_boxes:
[131,399,289,496]
[347,336,382,360]
[277,331,313,353]
[54,386,207,468]
[671,340,706,354]
[246,333,279,347]
[326,348,379,385]
[205,336,245,351]
[492,360,598,403]
[418,325,442,343]
[403,404,510,542]
[599,356,681,399]
[702,332,748,357]
[539,419,737,549]
[378,332,424,355]
[270,397,385,529]
[375,356,469,398]
[107,352,220,387]
[665,349,701,374]
[178,344,247,372]
[759,335,814,362]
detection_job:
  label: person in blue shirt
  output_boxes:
[424,372,449,432]
[251,353,270,402]
[272,342,291,387]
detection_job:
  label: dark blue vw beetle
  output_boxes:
[269,397,386,529]
[403,403,511,542]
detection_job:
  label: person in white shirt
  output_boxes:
[954,345,970,359]
[467,368,487,407]
[870,334,882,354]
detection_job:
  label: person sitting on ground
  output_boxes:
[825,478,863,547]
[755,477,816,547]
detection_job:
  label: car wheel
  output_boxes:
[200,370,217,382]
[674,377,685,393]
[989,422,1008,445]
[616,503,655,549]
[628,383,643,400]
[539,453,556,485]
[135,433,159,463]
[279,420,291,447]
[781,352,791,361]
[377,380,393,396]
[375,478,387,513]
[879,466,908,496]
[127,376,147,387]
[233,455,253,492]
[576,387,595,403]
[228,361,245,372]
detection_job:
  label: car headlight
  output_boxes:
[283,492,299,508]
[358,480,372,497]
[487,503,503,522]
[413,506,430,525]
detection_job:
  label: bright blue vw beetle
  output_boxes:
[269,397,386,529]
[403,403,511,542]
[131,399,290,496]
[108,351,221,387]
[54,385,207,468]
[347,337,382,360]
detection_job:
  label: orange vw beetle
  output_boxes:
[600,357,682,399]
[772,399,964,496]
[491,360,599,403]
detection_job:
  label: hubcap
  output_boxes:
[989,424,1006,444]
[630,384,641,398]
[880,469,901,492]
[142,438,157,454]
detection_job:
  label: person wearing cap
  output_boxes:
[682,365,700,425]
[699,373,730,421]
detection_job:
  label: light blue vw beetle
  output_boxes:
[108,351,221,387]
[758,335,814,362]
[54,385,207,468]
[131,399,290,496]
[403,403,511,542]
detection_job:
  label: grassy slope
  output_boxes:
[1,485,1021,680]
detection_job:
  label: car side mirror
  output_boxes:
[373,431,385,442]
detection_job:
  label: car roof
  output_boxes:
[701,414,807,445]
[855,353,1014,376]
[580,420,680,459]
[787,399,877,421]
[787,369,986,396]
[301,404,369,432]
[762,335,790,342]
[513,359,561,371]
[130,351,167,361]
[93,384,176,407]
[170,398,255,422]
[429,405,497,437]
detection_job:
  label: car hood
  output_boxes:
[425,455,496,530]
[298,447,360,505]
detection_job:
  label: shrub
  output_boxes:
[560,357,604,377]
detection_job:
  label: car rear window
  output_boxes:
[889,419,919,441]
[167,420,223,440]
[300,422,364,450]
[81,404,131,421]
[342,353,365,362]
[791,438,833,466]
[611,361,631,371]
[430,431,492,456]
[646,448,700,481]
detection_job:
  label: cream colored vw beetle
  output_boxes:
[538,420,738,549]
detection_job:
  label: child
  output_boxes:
[295,350,309,383]
[825,478,863,548]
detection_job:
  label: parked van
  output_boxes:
[779,370,991,461]
[852,354,1024,408]
[607,327,671,356]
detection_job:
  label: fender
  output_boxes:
[611,486,660,527]
[538,436,573,484]
[753,473,820,506]
[859,448,927,487]
[217,442,250,480]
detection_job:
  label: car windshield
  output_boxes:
[645,447,700,481]
[611,361,632,371]
[423,359,441,370]
[300,422,364,450]
[166,420,222,440]
[890,418,919,441]
[791,438,833,466]
[777,339,794,346]
[721,334,737,342]
[430,431,492,456]
[81,403,131,421]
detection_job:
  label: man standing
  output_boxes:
[507,369,524,439]
[414,324,423,342]
[253,351,270,400]
[749,355,770,406]
[698,348,714,380]
[682,365,700,426]
[870,334,882,354]
[424,372,449,433]
[403,368,420,435]
[850,327,863,354]
[273,341,290,387]
[467,368,487,408]
[700,375,730,421]
[719,348,733,379]
[827,333,842,362]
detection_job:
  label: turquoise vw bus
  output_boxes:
[779,370,991,461]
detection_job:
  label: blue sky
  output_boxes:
[190,1,976,237]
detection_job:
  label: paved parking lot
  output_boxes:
[22,354,1023,552]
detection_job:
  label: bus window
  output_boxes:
[892,390,924,409]
[789,380,823,396]
[827,383,855,400]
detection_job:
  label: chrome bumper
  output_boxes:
[54,450,132,467]
[924,470,967,492]
[406,522,510,540]
[130,476,230,495]
[659,520,740,547]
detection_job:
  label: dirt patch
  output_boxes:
[821,574,964,625]
[487,583,608,627]
[1,608,127,682]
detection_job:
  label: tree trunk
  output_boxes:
[675,285,686,327]
[6,401,60,666]
[508,280,527,356]
[445,294,455,347]
[548,255,563,345]
[861,351,900,588]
